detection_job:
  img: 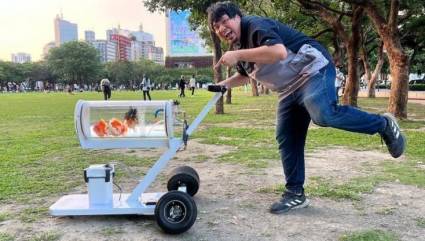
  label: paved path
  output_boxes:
[358,90,425,100]
[408,99,425,105]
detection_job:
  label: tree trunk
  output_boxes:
[210,31,224,114]
[387,47,409,118]
[225,66,232,104]
[342,6,363,106]
[361,0,409,118]
[342,43,359,106]
[367,43,384,98]
[297,0,362,106]
[250,78,259,96]
[360,46,371,90]
[332,33,344,67]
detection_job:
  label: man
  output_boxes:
[100,78,111,100]
[207,2,405,214]
[189,74,197,95]
[179,75,186,98]
[140,75,152,101]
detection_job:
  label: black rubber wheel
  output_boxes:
[167,166,200,196]
[155,191,197,234]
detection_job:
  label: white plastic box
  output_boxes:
[84,164,115,207]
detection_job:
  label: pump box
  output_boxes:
[84,164,115,207]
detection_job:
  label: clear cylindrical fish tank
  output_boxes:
[75,100,176,149]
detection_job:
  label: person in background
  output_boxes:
[100,78,111,100]
[189,74,197,95]
[179,75,186,97]
[335,67,344,102]
[140,75,152,101]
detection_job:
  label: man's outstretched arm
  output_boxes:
[214,44,287,70]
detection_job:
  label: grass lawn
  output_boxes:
[0,89,424,206]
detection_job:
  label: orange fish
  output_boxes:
[109,118,128,136]
[93,119,108,137]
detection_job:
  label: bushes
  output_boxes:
[409,84,425,91]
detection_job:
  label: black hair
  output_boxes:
[207,1,243,30]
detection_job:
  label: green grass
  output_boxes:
[19,207,48,223]
[0,212,10,222]
[339,229,398,241]
[415,217,425,228]
[29,232,61,241]
[100,227,125,235]
[0,90,424,205]
[191,154,210,163]
[258,176,382,200]
[0,233,14,241]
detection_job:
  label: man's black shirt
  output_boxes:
[235,15,333,76]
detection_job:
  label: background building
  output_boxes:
[85,30,95,42]
[11,53,31,63]
[89,40,116,63]
[147,46,164,64]
[54,14,78,46]
[165,10,212,68]
[106,25,164,64]
[42,42,56,58]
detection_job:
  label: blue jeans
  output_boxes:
[276,64,386,194]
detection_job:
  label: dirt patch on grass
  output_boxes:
[0,142,423,241]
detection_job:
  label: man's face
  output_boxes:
[212,14,241,44]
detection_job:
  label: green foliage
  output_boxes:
[339,229,398,241]
[409,84,425,91]
[0,61,55,88]
[104,59,213,87]
[47,41,102,85]
[0,61,31,85]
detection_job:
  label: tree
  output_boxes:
[0,63,5,87]
[105,60,137,88]
[47,41,102,87]
[144,0,226,114]
[29,61,57,86]
[399,1,425,75]
[294,1,365,106]
[0,61,26,86]
[343,0,411,118]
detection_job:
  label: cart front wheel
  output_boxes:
[167,166,199,196]
[155,191,197,234]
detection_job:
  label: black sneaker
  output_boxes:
[269,191,310,214]
[380,113,406,158]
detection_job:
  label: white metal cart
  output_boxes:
[49,90,225,234]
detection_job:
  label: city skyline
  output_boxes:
[0,0,166,61]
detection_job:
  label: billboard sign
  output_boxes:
[168,10,210,56]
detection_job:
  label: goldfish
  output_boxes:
[108,118,128,136]
[93,119,108,137]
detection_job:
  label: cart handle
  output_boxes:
[185,90,225,136]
